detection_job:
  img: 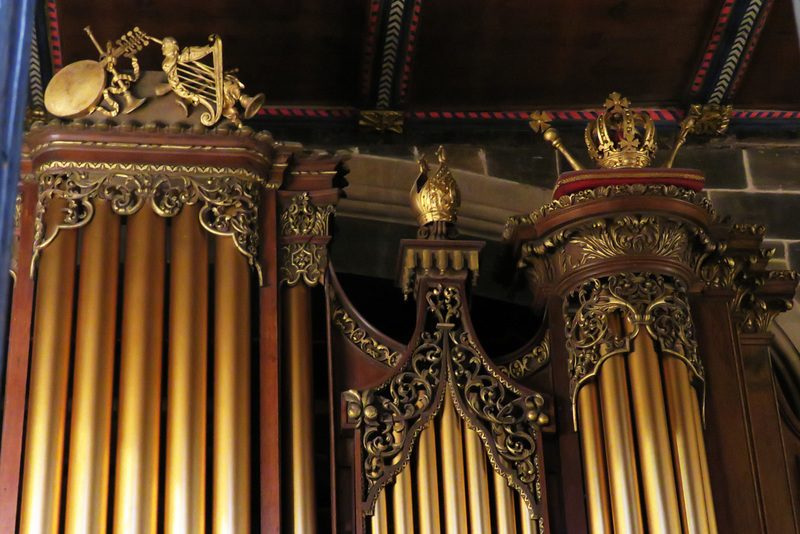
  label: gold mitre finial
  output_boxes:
[410,147,461,239]
[585,92,656,168]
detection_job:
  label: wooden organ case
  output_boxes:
[0,63,799,534]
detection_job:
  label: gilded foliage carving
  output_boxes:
[571,217,688,261]
[344,284,548,520]
[504,184,718,240]
[498,331,551,379]
[733,269,798,334]
[330,292,401,367]
[520,216,701,288]
[279,192,334,237]
[33,170,262,281]
[279,243,328,287]
[563,273,702,419]
[278,193,335,286]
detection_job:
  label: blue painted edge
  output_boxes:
[0,0,37,407]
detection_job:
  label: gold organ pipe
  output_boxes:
[690,382,718,534]
[19,199,78,534]
[371,490,388,534]
[663,356,711,534]
[417,423,442,534]
[464,425,491,534]
[577,383,613,534]
[440,389,468,534]
[284,283,316,533]
[518,494,538,534]
[165,206,208,534]
[213,236,252,533]
[392,466,415,533]
[599,354,644,533]
[65,201,121,534]
[113,208,166,534]
[625,319,682,534]
[492,469,517,534]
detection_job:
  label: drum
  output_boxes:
[44,60,106,119]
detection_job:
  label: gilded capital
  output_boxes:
[278,192,335,287]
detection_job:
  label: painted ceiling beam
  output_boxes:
[692,0,775,105]
[360,0,421,110]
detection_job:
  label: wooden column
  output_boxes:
[260,190,281,534]
[739,333,799,533]
[0,183,38,532]
[691,295,761,533]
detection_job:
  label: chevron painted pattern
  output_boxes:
[708,0,763,104]
[376,0,406,108]
[691,0,734,95]
[729,0,774,95]
[28,25,44,109]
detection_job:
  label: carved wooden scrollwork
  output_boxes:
[563,272,702,419]
[330,292,402,367]
[498,331,551,380]
[32,169,263,282]
[344,284,549,524]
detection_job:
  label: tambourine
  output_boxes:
[44,60,107,119]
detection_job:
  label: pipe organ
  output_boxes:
[0,51,798,534]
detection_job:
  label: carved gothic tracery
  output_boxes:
[343,284,549,524]
[32,169,263,282]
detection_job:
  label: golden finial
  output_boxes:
[410,146,461,239]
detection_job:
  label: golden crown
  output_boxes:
[585,93,656,168]
[529,93,705,171]
[410,146,461,227]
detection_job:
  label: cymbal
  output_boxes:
[44,60,106,119]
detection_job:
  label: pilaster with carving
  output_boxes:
[277,192,335,287]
